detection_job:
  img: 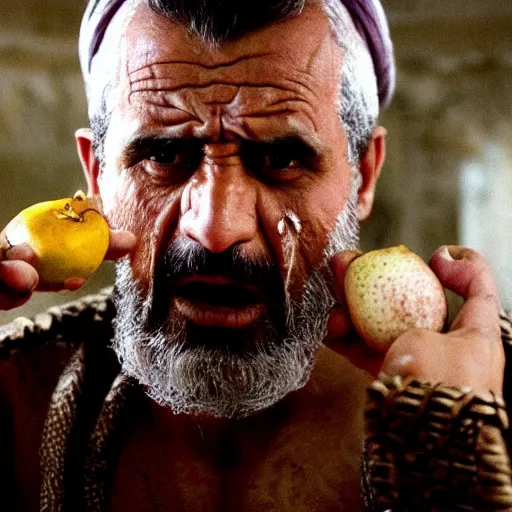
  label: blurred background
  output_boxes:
[1,0,511,323]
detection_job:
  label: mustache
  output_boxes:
[164,238,278,285]
[148,238,284,326]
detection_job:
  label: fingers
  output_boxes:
[326,305,353,340]
[327,251,362,331]
[328,250,361,304]
[0,243,75,294]
[325,306,383,377]
[2,243,38,266]
[0,259,39,310]
[35,277,88,293]
[429,245,501,334]
[105,230,137,261]
[429,246,498,301]
[375,245,505,393]
[0,219,135,306]
[325,245,503,391]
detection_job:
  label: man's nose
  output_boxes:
[179,161,258,253]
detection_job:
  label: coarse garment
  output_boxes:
[1,290,512,510]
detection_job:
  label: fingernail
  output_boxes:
[440,245,465,261]
[63,277,87,290]
[28,276,38,291]
[447,246,465,260]
[382,354,414,377]
[439,245,454,261]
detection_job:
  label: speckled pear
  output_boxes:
[344,245,447,352]
[2,191,109,287]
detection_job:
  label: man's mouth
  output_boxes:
[173,275,264,328]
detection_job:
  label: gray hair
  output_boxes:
[89,0,378,166]
[322,0,378,164]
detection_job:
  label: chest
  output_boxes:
[106,411,366,512]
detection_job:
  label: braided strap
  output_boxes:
[40,346,86,512]
[364,373,512,511]
[83,373,138,511]
[501,311,512,347]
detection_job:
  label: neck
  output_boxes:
[146,345,370,443]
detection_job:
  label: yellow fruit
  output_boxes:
[3,191,109,287]
[344,245,447,352]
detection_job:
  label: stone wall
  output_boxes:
[1,0,511,323]
[0,0,113,323]
[363,2,512,312]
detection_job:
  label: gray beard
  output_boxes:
[111,174,360,419]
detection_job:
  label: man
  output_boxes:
[0,0,511,510]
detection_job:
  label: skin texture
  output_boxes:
[77,3,384,302]
[0,2,505,510]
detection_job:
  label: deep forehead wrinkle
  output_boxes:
[129,78,310,96]
[126,77,319,134]
[128,56,317,86]
[125,81,319,135]
[128,52,275,76]
[121,3,337,93]
[126,25,333,89]
[124,58,323,136]
[109,3,342,157]
[127,64,320,111]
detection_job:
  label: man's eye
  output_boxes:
[149,148,180,165]
[241,144,308,184]
[262,151,298,171]
[144,142,203,177]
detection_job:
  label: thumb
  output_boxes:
[105,230,137,261]
[429,245,501,334]
[328,250,362,304]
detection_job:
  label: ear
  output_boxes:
[75,128,101,196]
[356,125,387,221]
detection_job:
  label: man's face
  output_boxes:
[92,3,362,417]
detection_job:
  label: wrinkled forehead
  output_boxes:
[80,0,395,118]
[84,1,341,117]
[124,4,335,73]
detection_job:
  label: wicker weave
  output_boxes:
[502,311,512,347]
[365,374,512,511]
[29,289,140,512]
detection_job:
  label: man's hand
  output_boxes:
[325,245,505,395]
[0,229,136,311]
